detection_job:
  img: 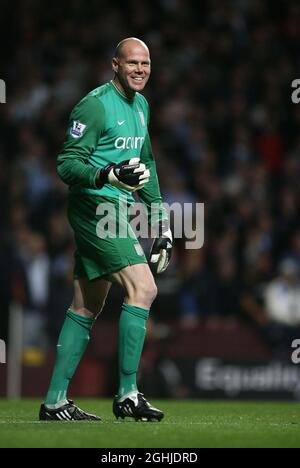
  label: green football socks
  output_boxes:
[118,303,149,399]
[45,309,94,407]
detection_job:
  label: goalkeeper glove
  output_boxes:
[96,158,150,192]
[150,221,173,274]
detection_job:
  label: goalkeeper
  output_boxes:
[39,38,172,422]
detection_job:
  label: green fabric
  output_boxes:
[118,303,149,398]
[139,133,168,226]
[45,309,94,405]
[56,80,166,217]
[57,95,105,188]
[68,194,147,281]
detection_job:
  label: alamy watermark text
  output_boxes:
[95,199,204,250]
[291,339,300,364]
[0,339,6,364]
[0,79,6,103]
[291,79,300,104]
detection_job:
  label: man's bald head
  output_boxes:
[112,37,151,99]
[114,38,149,60]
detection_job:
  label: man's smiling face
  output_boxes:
[112,39,151,99]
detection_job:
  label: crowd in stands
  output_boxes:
[1,0,300,359]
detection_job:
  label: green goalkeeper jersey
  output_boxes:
[57,80,167,225]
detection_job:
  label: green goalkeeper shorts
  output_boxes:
[67,194,147,281]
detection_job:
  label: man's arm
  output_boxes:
[57,96,150,191]
[57,96,105,188]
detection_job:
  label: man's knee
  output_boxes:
[70,306,96,319]
[70,299,106,319]
[72,278,111,318]
[132,281,158,306]
[148,282,158,303]
[113,264,158,308]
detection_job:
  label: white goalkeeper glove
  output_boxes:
[96,158,150,192]
[150,221,173,274]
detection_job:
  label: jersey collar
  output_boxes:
[110,80,135,103]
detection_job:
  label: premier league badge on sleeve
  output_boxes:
[70,120,87,138]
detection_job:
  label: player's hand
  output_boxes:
[150,221,173,274]
[97,158,150,192]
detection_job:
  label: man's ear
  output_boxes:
[112,57,119,73]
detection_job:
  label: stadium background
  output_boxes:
[1,0,300,400]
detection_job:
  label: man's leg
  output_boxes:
[112,264,164,421]
[40,278,111,421]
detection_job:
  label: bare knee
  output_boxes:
[70,297,107,320]
[69,306,92,319]
[127,280,158,309]
[71,278,111,319]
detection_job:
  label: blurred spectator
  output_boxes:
[242,257,300,358]
[265,258,300,327]
[14,229,51,349]
[1,0,300,358]
[178,249,216,328]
